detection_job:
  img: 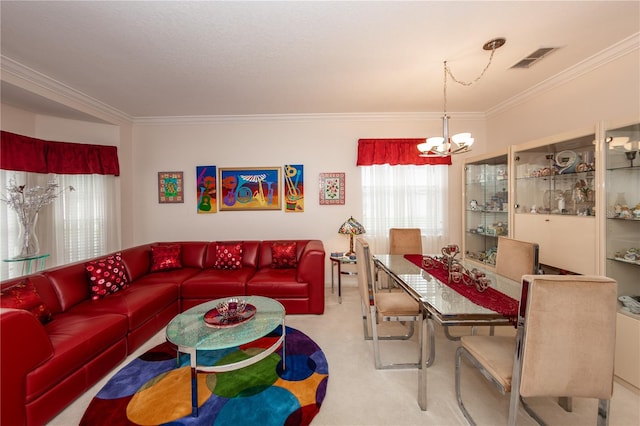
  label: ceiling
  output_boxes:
[1,1,639,122]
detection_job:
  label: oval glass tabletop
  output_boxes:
[166,295,285,351]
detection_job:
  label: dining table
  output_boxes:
[373,254,521,411]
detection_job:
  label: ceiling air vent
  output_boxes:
[511,47,558,69]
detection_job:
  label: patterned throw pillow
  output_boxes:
[150,243,182,272]
[214,243,243,270]
[0,278,53,324]
[272,241,298,269]
[86,253,129,300]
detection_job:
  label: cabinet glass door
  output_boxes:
[464,153,508,266]
[514,133,596,216]
[605,123,640,315]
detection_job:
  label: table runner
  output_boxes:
[403,254,518,325]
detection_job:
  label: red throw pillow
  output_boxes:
[214,243,243,270]
[0,278,53,324]
[272,241,297,269]
[86,253,129,300]
[151,243,182,272]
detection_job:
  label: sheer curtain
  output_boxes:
[360,164,449,254]
[0,170,119,280]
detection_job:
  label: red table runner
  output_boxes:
[404,254,518,325]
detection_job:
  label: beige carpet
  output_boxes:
[49,284,640,426]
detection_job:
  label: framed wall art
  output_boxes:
[319,172,345,205]
[158,171,184,203]
[284,164,304,212]
[196,165,217,213]
[219,167,282,211]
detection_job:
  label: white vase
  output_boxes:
[15,212,40,259]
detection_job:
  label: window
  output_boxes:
[360,164,449,253]
[0,171,119,280]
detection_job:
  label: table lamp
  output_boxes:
[338,216,366,256]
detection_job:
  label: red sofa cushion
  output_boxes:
[70,281,179,331]
[271,241,298,269]
[86,253,129,300]
[26,312,128,402]
[0,278,53,324]
[181,268,254,299]
[258,240,309,269]
[150,243,182,272]
[214,242,243,270]
[205,241,260,269]
[246,268,308,298]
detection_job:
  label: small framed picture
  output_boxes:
[319,172,345,205]
[158,171,184,203]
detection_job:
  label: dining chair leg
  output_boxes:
[455,347,478,425]
[597,399,610,426]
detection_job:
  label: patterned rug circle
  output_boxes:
[80,326,329,426]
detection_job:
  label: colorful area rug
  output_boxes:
[80,326,328,426]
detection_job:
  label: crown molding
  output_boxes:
[487,32,640,117]
[132,111,487,125]
[1,55,133,125]
[3,31,638,125]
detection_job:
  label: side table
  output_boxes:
[3,253,50,277]
[329,255,357,303]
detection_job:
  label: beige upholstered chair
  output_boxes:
[455,275,618,426]
[389,228,422,255]
[495,236,540,282]
[379,228,423,290]
[355,236,422,369]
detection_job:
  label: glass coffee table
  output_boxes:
[166,296,286,417]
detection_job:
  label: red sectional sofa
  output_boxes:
[0,239,325,426]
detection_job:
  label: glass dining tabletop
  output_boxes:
[374,254,521,323]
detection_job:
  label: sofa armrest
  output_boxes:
[1,308,54,425]
[296,240,326,314]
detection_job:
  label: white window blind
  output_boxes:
[360,164,449,254]
[0,171,119,280]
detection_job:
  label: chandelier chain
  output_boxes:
[442,44,499,115]
[445,45,499,87]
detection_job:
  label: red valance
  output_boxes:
[357,138,451,166]
[1,131,120,176]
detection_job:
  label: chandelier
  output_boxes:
[418,38,506,157]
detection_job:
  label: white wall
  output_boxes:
[1,104,37,135]
[130,116,485,258]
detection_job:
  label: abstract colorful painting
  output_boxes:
[319,172,345,205]
[158,171,184,203]
[283,164,304,212]
[196,166,217,213]
[219,167,282,211]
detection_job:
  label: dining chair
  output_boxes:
[378,228,424,290]
[455,274,618,426]
[355,236,422,369]
[389,228,423,255]
[445,236,540,341]
[495,236,540,282]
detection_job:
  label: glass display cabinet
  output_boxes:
[605,122,640,308]
[604,122,640,389]
[462,150,509,267]
[512,131,597,275]
[513,133,596,217]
